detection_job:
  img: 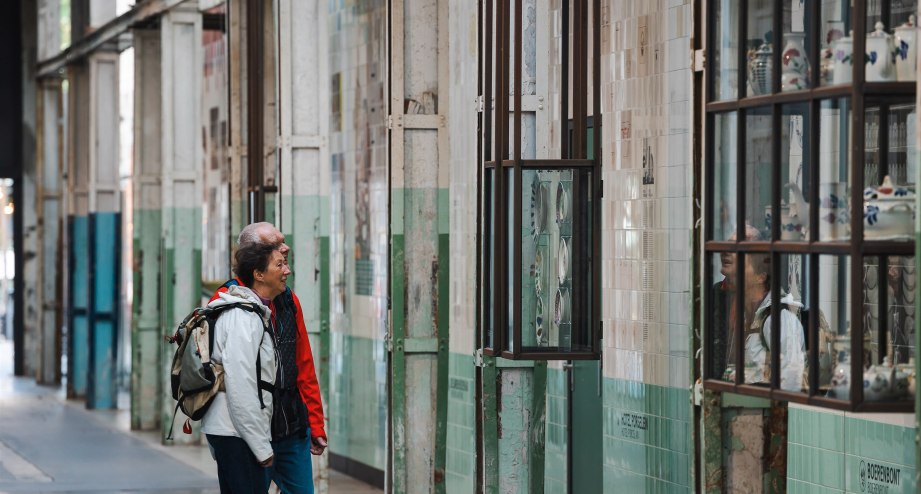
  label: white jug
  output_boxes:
[866,22,896,82]
[895,16,917,82]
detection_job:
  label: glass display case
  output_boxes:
[480,0,601,359]
[704,0,918,411]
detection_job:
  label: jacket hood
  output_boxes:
[208,285,272,325]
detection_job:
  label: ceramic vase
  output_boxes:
[781,33,810,91]
[833,32,854,84]
[748,42,773,95]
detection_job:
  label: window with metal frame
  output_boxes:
[703,0,917,411]
[479,0,602,360]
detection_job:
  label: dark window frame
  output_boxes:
[479,0,602,360]
[703,0,917,412]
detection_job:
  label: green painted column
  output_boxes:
[130,28,163,430]
[158,3,203,443]
[389,0,451,492]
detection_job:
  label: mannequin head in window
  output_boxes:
[719,223,763,288]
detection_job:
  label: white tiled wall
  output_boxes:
[602,0,693,389]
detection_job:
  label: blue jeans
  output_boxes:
[268,431,315,494]
[206,434,270,494]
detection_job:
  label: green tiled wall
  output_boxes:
[604,378,692,491]
[788,407,916,493]
[446,352,476,493]
[328,333,387,470]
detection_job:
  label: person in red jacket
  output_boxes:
[212,222,327,494]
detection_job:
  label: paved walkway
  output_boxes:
[0,338,382,494]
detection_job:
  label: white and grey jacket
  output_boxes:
[201,285,277,462]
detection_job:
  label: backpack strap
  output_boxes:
[206,300,274,409]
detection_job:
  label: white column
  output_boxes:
[276,0,330,490]
[35,0,64,387]
[131,28,163,430]
[159,1,203,442]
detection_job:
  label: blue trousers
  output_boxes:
[268,431,315,494]
[206,434,270,494]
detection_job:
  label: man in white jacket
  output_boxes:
[202,240,291,493]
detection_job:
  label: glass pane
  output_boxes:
[484,167,495,349]
[864,103,915,241]
[708,252,736,383]
[520,167,594,354]
[819,255,853,399]
[780,103,810,241]
[523,169,550,348]
[506,168,516,352]
[741,251,777,387]
[821,0,853,86]
[893,5,918,82]
[781,1,813,91]
[711,112,738,240]
[889,0,919,30]
[819,98,852,241]
[865,105,881,188]
[745,107,773,240]
[747,0,775,97]
[888,103,915,186]
[778,253,808,393]
[712,0,741,100]
[862,256,916,402]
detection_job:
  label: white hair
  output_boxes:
[237,222,275,248]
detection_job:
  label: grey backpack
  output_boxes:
[165,301,271,438]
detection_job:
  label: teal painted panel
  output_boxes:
[87,212,119,409]
[69,216,89,397]
[71,216,89,308]
[445,352,475,494]
[92,212,118,313]
[71,315,88,395]
[89,319,115,409]
[572,360,603,493]
[328,333,387,470]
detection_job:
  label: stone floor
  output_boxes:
[0,337,382,494]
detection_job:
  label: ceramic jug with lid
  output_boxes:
[866,22,896,82]
[895,15,917,81]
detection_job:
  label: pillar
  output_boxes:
[86,49,120,410]
[389,1,450,492]
[226,0,248,236]
[21,0,40,379]
[275,0,330,490]
[159,1,202,442]
[67,61,90,399]
[36,0,64,387]
[36,79,64,385]
[131,28,163,430]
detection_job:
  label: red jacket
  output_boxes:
[211,280,326,440]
